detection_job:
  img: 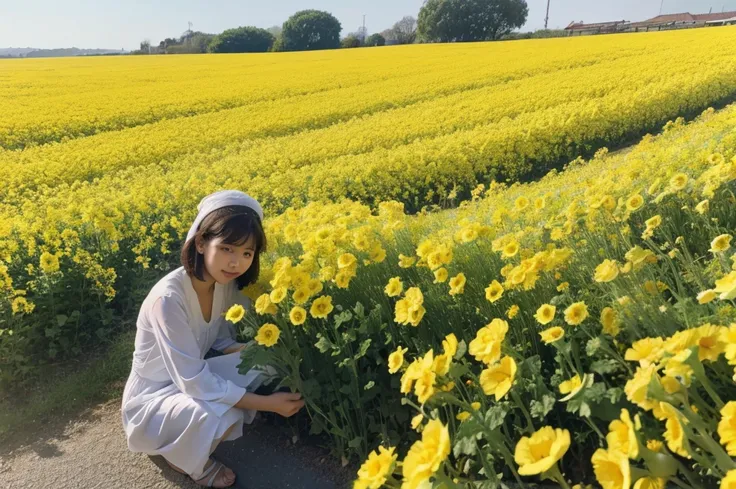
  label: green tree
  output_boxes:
[366,33,386,46]
[208,26,275,53]
[341,35,362,48]
[418,0,528,42]
[281,10,342,51]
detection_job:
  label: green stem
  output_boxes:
[511,390,535,435]
[545,463,572,489]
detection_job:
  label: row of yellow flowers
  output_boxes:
[3,28,729,151]
[222,104,736,488]
[3,27,736,211]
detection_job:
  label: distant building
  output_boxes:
[564,10,736,36]
[628,11,736,31]
[564,20,628,36]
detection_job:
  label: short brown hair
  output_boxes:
[181,205,267,289]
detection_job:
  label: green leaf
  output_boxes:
[364,381,375,390]
[354,339,372,359]
[454,339,467,360]
[586,338,602,356]
[529,394,556,420]
[453,435,478,457]
[56,314,68,327]
[484,403,509,430]
[314,334,332,353]
[591,359,623,375]
[348,436,364,449]
[333,310,353,329]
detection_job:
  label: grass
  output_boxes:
[0,326,136,447]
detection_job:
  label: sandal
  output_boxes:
[166,457,235,488]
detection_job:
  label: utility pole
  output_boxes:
[362,14,366,44]
[659,0,665,15]
[544,0,550,29]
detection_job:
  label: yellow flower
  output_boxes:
[269,286,287,304]
[501,240,520,258]
[534,304,556,325]
[514,196,530,210]
[606,409,639,459]
[355,446,397,489]
[442,333,458,358]
[564,301,588,326]
[624,337,665,367]
[645,215,662,230]
[711,234,733,253]
[414,351,437,403]
[479,356,516,400]
[255,323,280,347]
[289,306,307,325]
[718,401,736,456]
[695,199,709,214]
[225,304,246,323]
[448,272,466,296]
[715,271,736,300]
[39,251,60,274]
[669,172,688,190]
[592,448,630,489]
[514,426,570,475]
[385,277,403,297]
[557,281,569,291]
[388,346,408,374]
[405,287,424,306]
[485,280,504,303]
[292,286,310,304]
[646,439,664,453]
[456,411,471,421]
[398,254,416,268]
[433,267,448,284]
[410,413,423,431]
[721,470,736,489]
[337,252,357,269]
[696,323,727,362]
[594,259,620,283]
[600,307,620,336]
[432,353,452,376]
[507,304,519,319]
[255,293,277,315]
[659,402,690,458]
[539,326,565,344]
[634,477,665,489]
[401,419,450,489]
[468,318,508,365]
[626,194,644,211]
[319,266,335,282]
[697,289,717,304]
[310,295,334,319]
[559,374,582,395]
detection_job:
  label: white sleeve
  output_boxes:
[150,293,246,417]
[211,320,238,352]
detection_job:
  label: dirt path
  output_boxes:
[0,398,352,489]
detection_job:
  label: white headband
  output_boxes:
[185,190,264,243]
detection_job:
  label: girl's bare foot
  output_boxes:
[166,457,236,487]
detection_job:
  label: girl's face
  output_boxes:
[196,234,256,284]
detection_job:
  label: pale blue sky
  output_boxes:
[2,0,735,50]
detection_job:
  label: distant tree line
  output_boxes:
[136,0,531,55]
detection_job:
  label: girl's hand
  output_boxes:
[266,392,305,417]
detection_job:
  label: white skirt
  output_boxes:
[121,351,275,477]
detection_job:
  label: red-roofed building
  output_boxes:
[628,10,736,31]
[564,20,628,36]
[564,10,736,36]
